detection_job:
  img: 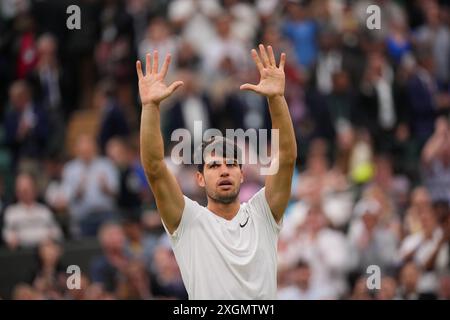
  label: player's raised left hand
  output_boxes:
[240,44,286,98]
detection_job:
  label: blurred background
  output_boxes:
[0,0,450,300]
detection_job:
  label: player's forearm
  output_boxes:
[140,102,166,178]
[267,95,297,162]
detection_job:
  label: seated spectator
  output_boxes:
[2,173,62,250]
[62,134,119,237]
[90,222,130,294]
[201,13,248,79]
[348,199,398,275]
[3,80,49,169]
[122,217,159,274]
[397,262,426,300]
[349,276,372,300]
[11,283,43,300]
[138,17,178,75]
[94,81,130,154]
[358,51,400,151]
[361,184,402,239]
[163,68,214,146]
[404,186,432,236]
[43,155,70,238]
[26,33,74,119]
[277,260,334,300]
[422,116,450,204]
[375,276,399,300]
[398,205,449,296]
[31,239,66,300]
[438,273,450,300]
[150,237,187,300]
[278,203,351,299]
[414,0,450,86]
[370,154,410,214]
[64,274,91,300]
[116,259,153,300]
[406,50,439,147]
[282,0,318,69]
[106,138,143,221]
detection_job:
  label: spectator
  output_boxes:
[202,13,248,80]
[358,51,400,151]
[31,239,66,300]
[348,199,398,275]
[90,222,130,294]
[168,0,222,56]
[397,262,425,299]
[62,134,119,237]
[94,80,130,154]
[43,155,70,238]
[163,69,214,147]
[376,276,399,300]
[116,259,153,300]
[398,204,449,296]
[282,0,318,69]
[349,276,372,300]
[414,1,450,86]
[406,50,439,147]
[106,138,143,220]
[121,217,159,274]
[138,18,178,76]
[422,117,450,203]
[438,273,450,300]
[279,203,351,299]
[404,186,432,236]
[3,80,49,168]
[150,239,187,300]
[2,173,62,250]
[277,260,334,300]
[11,283,43,300]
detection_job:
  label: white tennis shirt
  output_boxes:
[162,187,282,300]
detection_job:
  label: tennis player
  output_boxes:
[137,45,297,299]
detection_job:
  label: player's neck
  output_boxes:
[207,199,240,221]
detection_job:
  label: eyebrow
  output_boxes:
[206,160,221,167]
[206,159,237,166]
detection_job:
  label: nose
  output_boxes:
[219,164,230,177]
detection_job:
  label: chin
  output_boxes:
[209,187,240,204]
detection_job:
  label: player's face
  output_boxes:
[197,155,243,204]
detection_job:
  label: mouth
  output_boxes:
[218,179,233,188]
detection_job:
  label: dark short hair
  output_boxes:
[195,136,243,173]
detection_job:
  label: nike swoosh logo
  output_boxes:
[240,216,249,228]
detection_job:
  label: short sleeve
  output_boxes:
[248,187,283,235]
[161,195,201,246]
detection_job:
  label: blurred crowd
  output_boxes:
[1,0,450,300]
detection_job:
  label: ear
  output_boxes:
[240,167,244,184]
[196,171,205,188]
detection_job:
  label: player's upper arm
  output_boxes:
[144,161,184,234]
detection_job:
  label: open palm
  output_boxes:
[136,51,183,107]
[240,45,286,98]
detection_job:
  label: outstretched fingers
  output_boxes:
[167,80,184,94]
[259,44,270,67]
[152,50,159,74]
[251,49,264,74]
[145,53,152,75]
[240,83,258,92]
[160,54,171,79]
[279,52,286,70]
[136,60,143,79]
[267,45,276,66]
